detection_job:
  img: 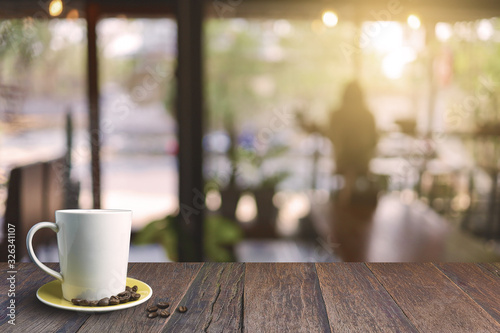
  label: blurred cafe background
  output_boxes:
[2,0,500,262]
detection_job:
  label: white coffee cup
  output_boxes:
[26,209,132,301]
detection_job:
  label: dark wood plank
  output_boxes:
[368,263,500,332]
[244,263,330,333]
[477,262,500,279]
[0,263,38,293]
[316,263,417,332]
[434,263,500,323]
[0,263,95,332]
[162,263,245,332]
[78,263,202,333]
[0,263,42,311]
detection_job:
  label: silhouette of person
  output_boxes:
[299,80,378,203]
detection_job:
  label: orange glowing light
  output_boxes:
[49,0,63,17]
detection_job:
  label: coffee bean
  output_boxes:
[118,291,131,303]
[147,312,158,318]
[157,302,169,309]
[147,305,158,312]
[72,290,142,307]
[109,296,120,305]
[159,310,170,318]
[69,288,145,307]
[98,297,110,306]
[178,306,188,313]
[71,298,82,305]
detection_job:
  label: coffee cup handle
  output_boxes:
[26,222,63,282]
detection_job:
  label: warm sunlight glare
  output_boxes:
[382,47,416,79]
[435,22,453,42]
[49,0,63,17]
[322,11,338,27]
[407,15,421,30]
[367,22,403,53]
[477,19,494,41]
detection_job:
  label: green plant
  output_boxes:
[134,214,243,261]
[238,145,289,189]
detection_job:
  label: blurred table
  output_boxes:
[2,262,499,332]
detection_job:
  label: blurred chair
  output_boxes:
[0,158,79,261]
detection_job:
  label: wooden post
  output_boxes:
[86,2,101,209]
[176,0,204,261]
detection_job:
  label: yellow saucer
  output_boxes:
[36,277,152,312]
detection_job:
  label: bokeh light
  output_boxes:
[322,11,338,27]
[407,14,421,30]
[435,22,453,41]
[49,0,63,17]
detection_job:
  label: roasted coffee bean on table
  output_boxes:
[147,305,158,312]
[157,302,170,309]
[147,312,158,319]
[144,301,188,320]
[159,310,170,318]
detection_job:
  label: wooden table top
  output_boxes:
[1,262,499,332]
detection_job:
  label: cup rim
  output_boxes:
[56,209,132,214]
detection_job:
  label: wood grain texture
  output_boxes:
[316,263,417,332]
[162,263,245,333]
[434,263,500,323]
[3,262,500,332]
[1,263,42,321]
[368,263,500,333]
[0,263,38,296]
[78,263,202,333]
[1,263,93,333]
[477,263,500,278]
[244,263,330,333]
[478,262,500,278]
